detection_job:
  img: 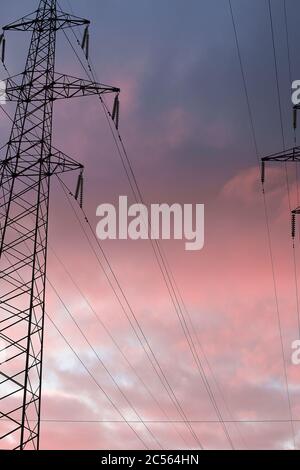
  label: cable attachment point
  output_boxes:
[293,106,297,130]
[112,93,120,129]
[81,25,89,60]
[80,174,84,209]
[261,160,265,185]
[0,32,6,63]
[292,211,296,240]
[75,170,84,209]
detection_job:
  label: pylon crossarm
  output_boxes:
[54,12,90,30]
[2,11,38,32]
[261,147,300,184]
[5,73,120,101]
[51,73,120,100]
[3,11,89,32]
[47,148,84,176]
[0,148,83,177]
[261,146,300,163]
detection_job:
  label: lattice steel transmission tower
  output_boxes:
[261,110,300,238]
[0,0,119,450]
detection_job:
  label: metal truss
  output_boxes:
[262,146,300,163]
[261,146,300,184]
[5,73,120,101]
[0,0,119,449]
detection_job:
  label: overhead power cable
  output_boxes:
[229,0,296,449]
[59,1,239,449]
[57,175,204,449]
[1,98,190,444]
[0,103,156,452]
[47,279,163,450]
[49,246,190,448]
[1,238,150,450]
[46,313,150,450]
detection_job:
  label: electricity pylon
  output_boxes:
[261,111,300,239]
[0,0,119,450]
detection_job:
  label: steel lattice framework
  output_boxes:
[0,0,119,450]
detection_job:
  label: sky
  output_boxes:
[1,0,300,450]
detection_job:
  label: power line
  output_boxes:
[1,21,152,449]
[49,246,191,448]
[45,313,150,450]
[21,418,300,424]
[47,279,164,450]
[0,177,151,451]
[163,267,248,450]
[284,0,293,86]
[84,191,236,449]
[57,175,204,449]
[229,0,296,450]
[0,100,189,449]
[59,4,237,449]
[268,0,286,151]
[0,189,155,450]
[53,18,215,450]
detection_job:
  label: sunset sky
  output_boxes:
[1,0,300,450]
